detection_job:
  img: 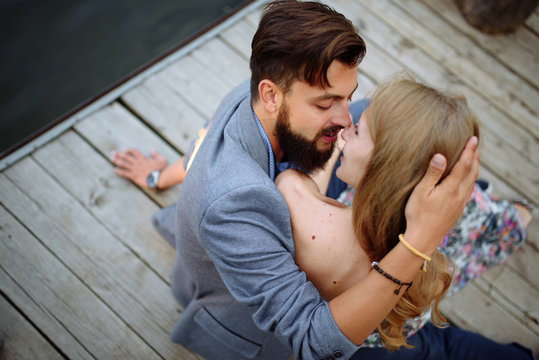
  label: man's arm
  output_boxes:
[200,183,360,359]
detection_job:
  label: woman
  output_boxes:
[275,73,532,358]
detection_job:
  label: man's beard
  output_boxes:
[275,102,338,173]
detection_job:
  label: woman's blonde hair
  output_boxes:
[352,72,480,350]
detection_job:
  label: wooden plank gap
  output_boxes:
[23,153,169,283]
[73,103,181,206]
[474,277,539,336]
[115,98,185,157]
[1,290,69,360]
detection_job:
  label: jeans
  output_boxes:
[350,323,534,360]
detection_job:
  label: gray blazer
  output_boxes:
[169,81,359,360]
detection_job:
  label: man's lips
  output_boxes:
[321,129,340,143]
[321,133,338,143]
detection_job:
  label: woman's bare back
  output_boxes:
[275,169,371,300]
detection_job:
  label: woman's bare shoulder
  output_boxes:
[275,169,320,194]
[276,169,347,209]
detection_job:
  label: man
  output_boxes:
[112,1,479,358]
[163,1,479,359]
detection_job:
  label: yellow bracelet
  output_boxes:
[398,234,431,272]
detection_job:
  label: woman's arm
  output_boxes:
[110,148,185,190]
[157,157,186,189]
[329,137,479,344]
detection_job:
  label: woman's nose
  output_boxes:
[341,125,352,141]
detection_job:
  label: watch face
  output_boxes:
[147,171,158,188]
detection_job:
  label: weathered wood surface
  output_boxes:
[1,0,537,357]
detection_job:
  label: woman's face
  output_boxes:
[336,109,374,186]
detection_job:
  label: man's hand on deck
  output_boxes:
[404,136,479,253]
[110,148,167,189]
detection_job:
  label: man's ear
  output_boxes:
[258,80,281,113]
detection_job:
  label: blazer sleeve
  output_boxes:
[199,183,360,360]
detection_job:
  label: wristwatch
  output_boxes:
[146,170,161,189]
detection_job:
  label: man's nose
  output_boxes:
[332,101,352,128]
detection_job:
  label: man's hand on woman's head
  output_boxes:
[110,148,167,189]
[403,136,479,254]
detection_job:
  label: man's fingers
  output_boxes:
[417,153,447,193]
[430,136,477,201]
[446,136,478,182]
[463,149,480,200]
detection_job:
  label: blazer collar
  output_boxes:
[230,97,273,178]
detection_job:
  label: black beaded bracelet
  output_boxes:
[371,261,413,295]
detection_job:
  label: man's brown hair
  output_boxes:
[250,0,366,101]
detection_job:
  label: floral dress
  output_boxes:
[336,184,527,348]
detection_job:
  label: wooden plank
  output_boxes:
[1,159,198,360]
[419,0,539,89]
[74,102,180,207]
[381,0,539,137]
[0,203,158,359]
[244,5,263,28]
[477,130,539,203]
[447,82,539,166]
[440,281,539,353]
[505,244,539,289]
[1,267,92,360]
[478,264,539,331]
[526,11,539,34]
[151,53,236,118]
[122,80,207,155]
[119,9,260,158]
[32,130,175,280]
[0,294,64,360]
[190,37,251,87]
[122,37,250,152]
[219,17,257,59]
[355,70,377,100]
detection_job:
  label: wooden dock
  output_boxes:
[1,0,538,358]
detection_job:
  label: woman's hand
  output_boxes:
[404,136,479,254]
[110,148,167,189]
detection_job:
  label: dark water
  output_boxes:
[0,0,250,157]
